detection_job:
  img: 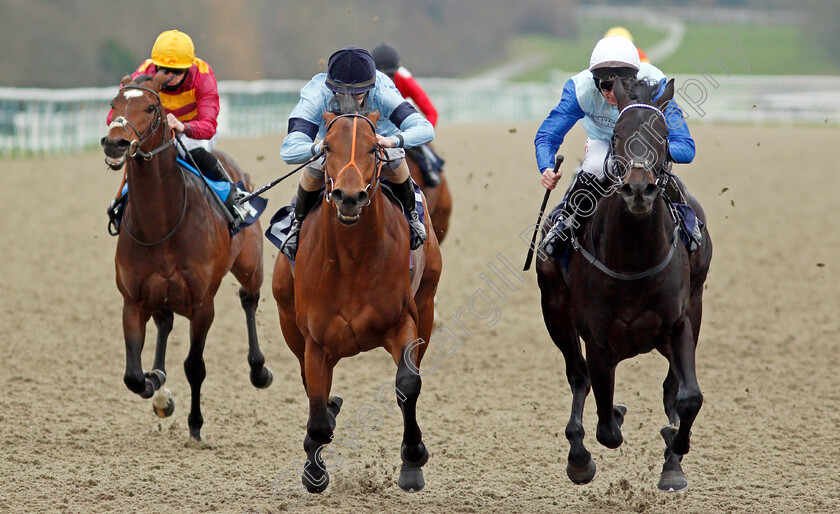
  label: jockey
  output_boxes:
[371,43,445,187]
[106,29,248,227]
[605,26,650,63]
[534,35,695,257]
[280,47,434,261]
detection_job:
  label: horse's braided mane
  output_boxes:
[134,74,153,85]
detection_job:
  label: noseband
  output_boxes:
[323,113,385,205]
[106,85,175,169]
[608,103,672,187]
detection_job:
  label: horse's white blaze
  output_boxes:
[152,386,172,409]
[122,90,143,99]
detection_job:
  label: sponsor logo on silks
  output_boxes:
[592,115,616,128]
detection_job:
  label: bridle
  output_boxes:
[106,85,176,170]
[608,103,672,188]
[572,102,682,281]
[109,84,187,246]
[323,113,386,205]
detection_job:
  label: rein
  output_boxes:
[572,102,680,281]
[111,84,187,246]
[571,226,680,281]
[323,113,384,204]
[105,85,175,169]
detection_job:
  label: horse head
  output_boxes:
[101,72,173,169]
[611,77,675,217]
[322,105,382,226]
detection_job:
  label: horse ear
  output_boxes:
[655,78,675,110]
[120,75,132,87]
[613,78,631,110]
[368,110,380,125]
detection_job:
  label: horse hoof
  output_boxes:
[327,396,343,417]
[566,458,597,484]
[398,463,425,492]
[152,396,175,418]
[302,470,330,494]
[658,470,688,492]
[614,404,627,427]
[251,366,273,389]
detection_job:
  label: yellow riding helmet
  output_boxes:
[605,26,634,43]
[151,30,195,69]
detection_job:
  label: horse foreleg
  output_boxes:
[150,310,175,418]
[666,319,703,457]
[238,288,273,389]
[301,339,338,494]
[541,293,595,484]
[184,303,214,441]
[122,301,160,399]
[387,318,429,492]
[587,346,626,450]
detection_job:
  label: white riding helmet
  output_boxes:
[589,35,641,72]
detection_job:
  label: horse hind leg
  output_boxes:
[238,287,273,389]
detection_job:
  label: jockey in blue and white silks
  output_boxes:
[280,47,434,261]
[535,35,696,257]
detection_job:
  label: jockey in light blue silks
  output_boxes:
[535,35,696,256]
[280,47,434,260]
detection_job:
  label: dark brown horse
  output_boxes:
[407,147,452,243]
[100,72,272,441]
[537,78,712,491]
[272,106,442,494]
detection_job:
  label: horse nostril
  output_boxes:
[332,189,344,202]
[356,190,369,206]
[619,184,633,197]
[643,183,659,198]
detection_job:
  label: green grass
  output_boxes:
[657,23,839,75]
[508,20,667,82]
[504,20,839,82]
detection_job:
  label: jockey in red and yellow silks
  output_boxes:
[105,30,248,230]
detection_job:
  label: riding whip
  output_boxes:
[237,149,325,205]
[523,153,564,271]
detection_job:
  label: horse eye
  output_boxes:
[110,102,115,109]
[146,105,156,113]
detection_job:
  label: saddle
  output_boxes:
[107,158,267,237]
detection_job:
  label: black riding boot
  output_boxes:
[281,185,323,260]
[188,148,248,225]
[391,177,427,250]
[540,172,607,257]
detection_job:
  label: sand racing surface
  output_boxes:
[2,121,839,513]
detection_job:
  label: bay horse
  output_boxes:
[100,72,273,441]
[407,148,452,243]
[536,78,712,491]
[272,103,442,493]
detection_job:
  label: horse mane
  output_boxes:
[328,93,372,116]
[618,76,660,105]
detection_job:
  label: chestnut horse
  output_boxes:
[537,78,712,491]
[407,150,452,243]
[272,106,442,493]
[100,72,273,441]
